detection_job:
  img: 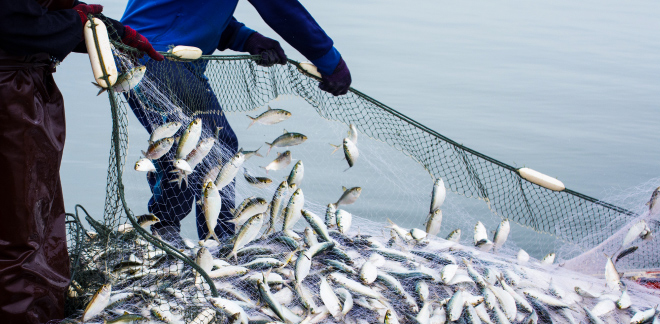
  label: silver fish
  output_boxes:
[228,197,268,227]
[265,129,307,155]
[348,124,358,144]
[175,118,202,160]
[243,170,272,189]
[215,151,245,189]
[616,287,631,309]
[185,137,215,169]
[82,283,112,321]
[424,209,442,236]
[336,186,362,206]
[336,209,352,234]
[341,137,359,169]
[320,276,342,320]
[541,253,555,265]
[239,146,263,160]
[266,181,289,235]
[282,188,304,234]
[447,290,464,322]
[287,160,304,189]
[622,220,650,248]
[93,65,146,96]
[446,229,461,242]
[202,181,222,242]
[646,186,660,215]
[630,306,658,324]
[359,261,377,285]
[302,209,331,242]
[430,178,446,212]
[229,213,264,262]
[149,121,181,144]
[605,256,621,291]
[262,150,292,174]
[493,219,510,251]
[134,158,156,172]
[142,137,174,160]
[325,203,337,229]
[247,106,292,129]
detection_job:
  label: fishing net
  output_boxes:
[62,15,660,323]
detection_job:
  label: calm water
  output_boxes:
[55,0,660,256]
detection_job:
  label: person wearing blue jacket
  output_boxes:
[121,0,352,246]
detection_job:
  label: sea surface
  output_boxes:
[55,0,660,259]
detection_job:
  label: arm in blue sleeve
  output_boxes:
[0,0,83,61]
[217,17,255,52]
[248,0,341,75]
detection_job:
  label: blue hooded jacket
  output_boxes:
[121,0,341,75]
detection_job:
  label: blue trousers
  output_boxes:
[126,59,238,240]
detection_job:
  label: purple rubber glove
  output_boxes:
[243,32,287,67]
[319,57,351,96]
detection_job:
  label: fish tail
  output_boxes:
[329,143,341,155]
[265,142,273,156]
[254,146,263,157]
[247,115,257,129]
[141,150,148,157]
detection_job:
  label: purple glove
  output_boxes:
[319,57,351,96]
[243,32,287,67]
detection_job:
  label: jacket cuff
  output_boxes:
[232,26,256,52]
[310,46,340,76]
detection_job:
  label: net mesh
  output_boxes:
[63,16,660,323]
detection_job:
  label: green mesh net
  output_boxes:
[62,16,660,323]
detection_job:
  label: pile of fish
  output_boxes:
[67,99,660,324]
[70,187,660,324]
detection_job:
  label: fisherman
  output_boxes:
[0,1,162,322]
[121,0,353,246]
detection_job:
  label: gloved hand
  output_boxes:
[319,57,351,96]
[73,3,104,26]
[122,26,165,61]
[243,32,287,67]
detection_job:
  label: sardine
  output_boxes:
[265,129,308,155]
[287,160,304,189]
[142,137,174,160]
[247,106,292,129]
[336,186,361,206]
[262,150,292,174]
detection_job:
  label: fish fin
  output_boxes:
[267,105,272,110]
[141,150,147,157]
[342,186,347,192]
[96,87,107,96]
[265,142,273,156]
[343,166,351,172]
[254,146,263,157]
[329,143,341,155]
[283,129,288,134]
[238,147,243,153]
[247,115,257,129]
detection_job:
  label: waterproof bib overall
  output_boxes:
[0,2,72,323]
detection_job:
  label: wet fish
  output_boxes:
[82,284,112,321]
[202,181,222,242]
[142,137,174,160]
[320,276,342,320]
[136,214,159,229]
[325,203,337,228]
[266,181,289,234]
[228,197,268,227]
[430,178,446,212]
[104,312,146,324]
[287,160,304,189]
[615,246,639,264]
[616,288,631,309]
[265,129,307,155]
[229,213,264,262]
[646,186,660,215]
[338,137,359,170]
[175,118,203,160]
[262,150,292,174]
[239,146,263,160]
[215,151,245,189]
[541,253,555,265]
[605,256,621,291]
[185,137,215,169]
[446,229,461,242]
[247,106,292,129]
[336,209,352,234]
[425,209,442,236]
[493,219,510,250]
[517,249,530,263]
[134,158,156,173]
[243,170,272,189]
[93,65,146,96]
[622,220,650,247]
[336,186,362,206]
[282,188,304,236]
